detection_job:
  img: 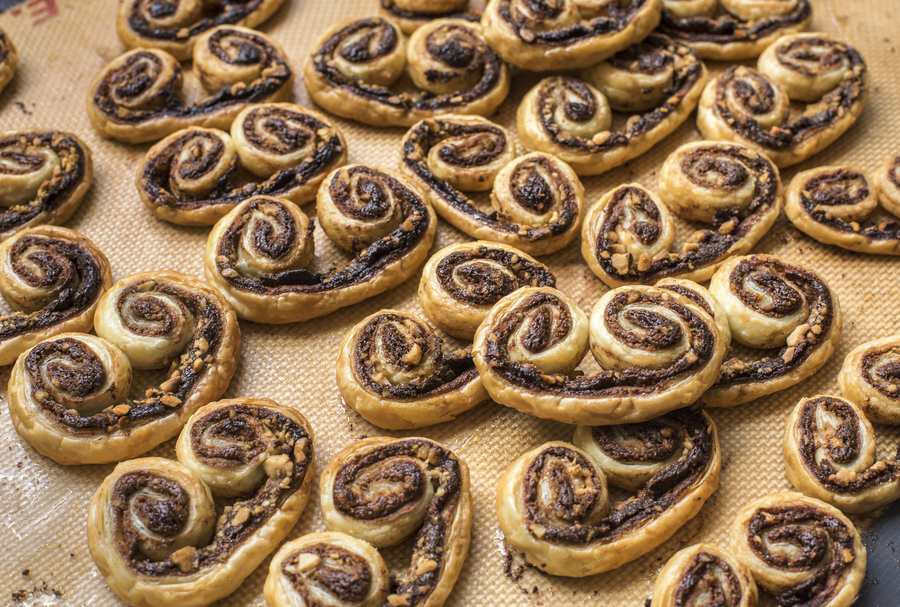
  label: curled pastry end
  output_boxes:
[784,394,900,513]
[320,437,471,607]
[472,285,726,425]
[650,543,758,607]
[705,254,841,408]
[499,409,720,576]
[418,240,555,340]
[0,226,112,366]
[336,309,486,429]
[729,492,866,607]
[89,397,315,607]
[9,271,241,465]
[839,335,900,425]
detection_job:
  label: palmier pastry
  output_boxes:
[0,131,94,239]
[582,141,782,288]
[784,395,900,514]
[204,168,436,323]
[472,285,726,425]
[878,155,900,217]
[0,29,17,93]
[703,255,841,407]
[380,0,479,33]
[697,33,868,168]
[336,310,486,429]
[656,278,732,349]
[137,103,347,226]
[401,116,584,256]
[117,0,285,60]
[320,437,471,607]
[839,336,900,425]
[87,25,292,144]
[418,241,555,340]
[498,408,720,576]
[8,271,240,465]
[481,0,663,71]
[0,227,112,366]
[649,544,758,607]
[658,0,812,60]
[517,36,706,176]
[89,398,314,607]
[729,492,866,607]
[304,17,509,127]
[265,531,390,607]
[785,166,900,255]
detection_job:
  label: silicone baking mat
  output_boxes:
[1,0,899,605]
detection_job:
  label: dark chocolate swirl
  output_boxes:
[436,245,555,307]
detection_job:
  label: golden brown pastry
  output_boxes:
[336,310,486,429]
[320,437,470,607]
[649,543,758,607]
[582,141,782,288]
[418,241,555,340]
[704,255,841,407]
[0,29,17,94]
[656,278,732,349]
[401,116,584,256]
[0,131,94,239]
[658,0,812,60]
[729,492,866,607]
[204,169,436,323]
[481,0,662,71]
[88,25,292,144]
[785,166,900,255]
[89,398,315,607]
[498,408,719,576]
[0,227,112,366]
[472,285,726,425]
[265,531,390,607]
[517,36,706,176]
[304,17,509,127]
[8,271,241,465]
[117,0,285,60]
[697,33,868,167]
[878,155,900,217]
[380,0,478,33]
[784,395,900,514]
[137,104,347,226]
[839,336,900,425]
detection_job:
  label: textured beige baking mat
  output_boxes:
[1,0,899,605]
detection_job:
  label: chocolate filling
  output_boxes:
[658,0,811,46]
[522,408,713,544]
[592,420,681,463]
[331,439,463,606]
[111,403,312,576]
[311,18,503,113]
[497,0,650,46]
[126,0,270,42]
[283,544,374,605]
[0,132,90,233]
[673,551,743,607]
[435,245,555,306]
[861,347,900,399]
[214,168,430,295]
[380,0,480,25]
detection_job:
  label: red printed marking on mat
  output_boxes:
[8,0,58,25]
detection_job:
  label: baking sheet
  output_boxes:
[1,0,899,605]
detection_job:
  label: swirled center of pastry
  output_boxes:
[591,421,682,462]
[283,544,373,602]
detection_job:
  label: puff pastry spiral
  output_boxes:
[650,543,758,607]
[697,33,868,167]
[498,408,720,576]
[380,0,478,33]
[320,437,471,607]
[582,141,782,287]
[304,17,509,127]
[517,36,707,176]
[138,103,347,226]
[401,116,584,256]
[89,398,314,607]
[204,168,436,323]
[839,335,900,425]
[8,271,240,464]
[472,285,726,425]
[88,25,292,143]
